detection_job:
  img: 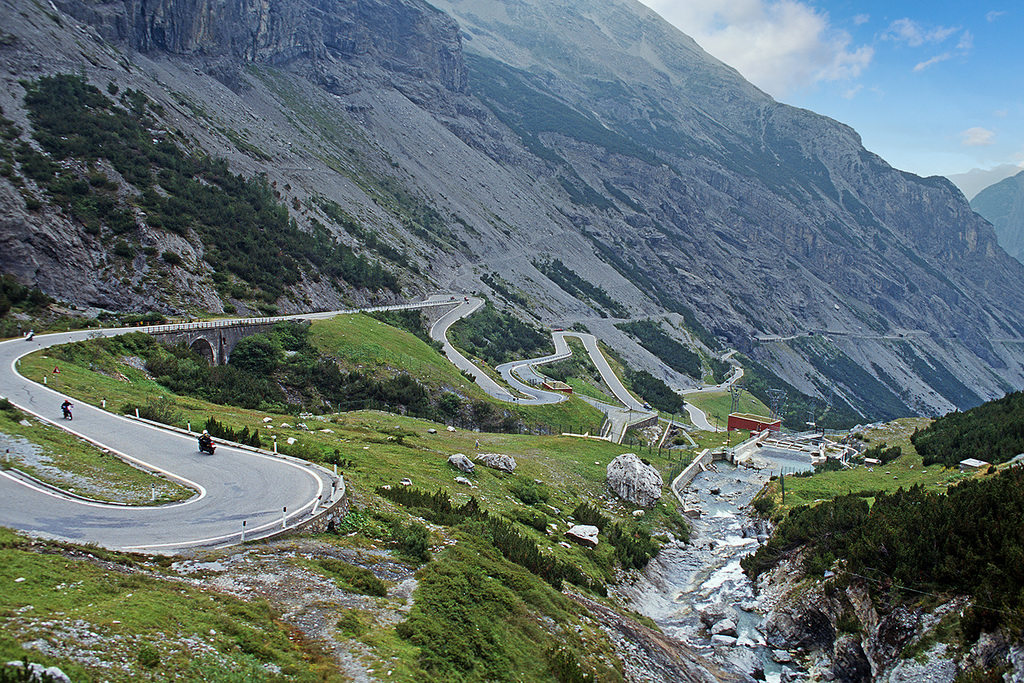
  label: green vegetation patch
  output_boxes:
[790,336,910,422]
[0,399,191,504]
[0,532,340,682]
[741,356,863,430]
[616,320,701,380]
[397,534,624,683]
[533,259,626,318]
[302,557,387,596]
[744,466,1024,638]
[448,301,552,366]
[912,390,1024,467]
[625,370,683,414]
[19,74,397,300]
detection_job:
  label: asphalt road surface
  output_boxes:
[0,327,336,553]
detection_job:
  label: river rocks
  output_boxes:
[565,525,599,548]
[477,453,516,473]
[447,453,474,473]
[711,618,738,638]
[606,453,663,508]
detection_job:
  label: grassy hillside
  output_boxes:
[1,311,696,681]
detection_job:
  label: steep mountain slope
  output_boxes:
[2,0,1024,422]
[971,170,1024,264]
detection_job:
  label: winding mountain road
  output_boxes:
[0,294,738,549]
[0,296,463,552]
[0,328,336,553]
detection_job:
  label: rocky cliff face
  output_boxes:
[55,0,467,93]
[756,554,1023,682]
[4,0,1024,418]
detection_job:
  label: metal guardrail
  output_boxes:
[129,299,460,336]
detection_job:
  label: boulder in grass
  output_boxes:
[606,453,663,507]
[565,524,599,548]
[447,453,475,473]
[477,453,517,473]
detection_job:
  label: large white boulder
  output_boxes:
[447,453,475,473]
[565,525,600,548]
[477,453,517,472]
[606,453,663,507]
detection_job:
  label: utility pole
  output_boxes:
[766,388,786,421]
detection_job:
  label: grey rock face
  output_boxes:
[606,453,663,508]
[447,453,474,473]
[711,618,738,638]
[565,524,599,548]
[477,453,516,472]
[5,0,1024,417]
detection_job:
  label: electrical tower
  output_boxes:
[766,388,787,421]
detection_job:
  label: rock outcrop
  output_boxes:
[447,453,474,473]
[606,453,663,508]
[755,554,1024,682]
[477,453,516,473]
[565,524,599,548]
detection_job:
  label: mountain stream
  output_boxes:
[615,447,815,682]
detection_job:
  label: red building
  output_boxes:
[727,413,781,433]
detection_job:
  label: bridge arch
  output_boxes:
[189,337,216,366]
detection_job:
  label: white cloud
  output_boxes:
[913,53,952,72]
[853,14,870,26]
[961,127,995,147]
[640,0,873,97]
[881,18,959,47]
[986,11,1006,22]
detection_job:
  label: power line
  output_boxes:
[843,570,1024,619]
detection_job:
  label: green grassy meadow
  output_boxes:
[0,529,341,682]
[756,418,982,515]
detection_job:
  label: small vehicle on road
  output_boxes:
[198,430,216,455]
[61,399,73,420]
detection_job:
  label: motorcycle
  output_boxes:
[61,403,73,420]
[198,438,216,455]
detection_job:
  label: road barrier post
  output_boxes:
[281,506,287,529]
[241,520,246,543]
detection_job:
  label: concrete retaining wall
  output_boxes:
[672,448,715,495]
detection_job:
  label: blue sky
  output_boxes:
[637,0,1023,183]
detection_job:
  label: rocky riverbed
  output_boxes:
[613,449,810,683]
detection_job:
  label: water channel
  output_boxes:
[616,445,816,682]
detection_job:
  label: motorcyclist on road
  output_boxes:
[61,399,73,420]
[198,430,214,454]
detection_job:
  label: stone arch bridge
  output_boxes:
[145,319,285,365]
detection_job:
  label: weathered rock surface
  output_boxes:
[476,453,516,473]
[446,453,474,473]
[565,524,599,548]
[606,453,663,508]
[756,553,1024,682]
[4,0,1024,417]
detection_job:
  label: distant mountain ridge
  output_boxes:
[2,0,1024,422]
[948,164,1023,200]
[971,170,1024,265]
